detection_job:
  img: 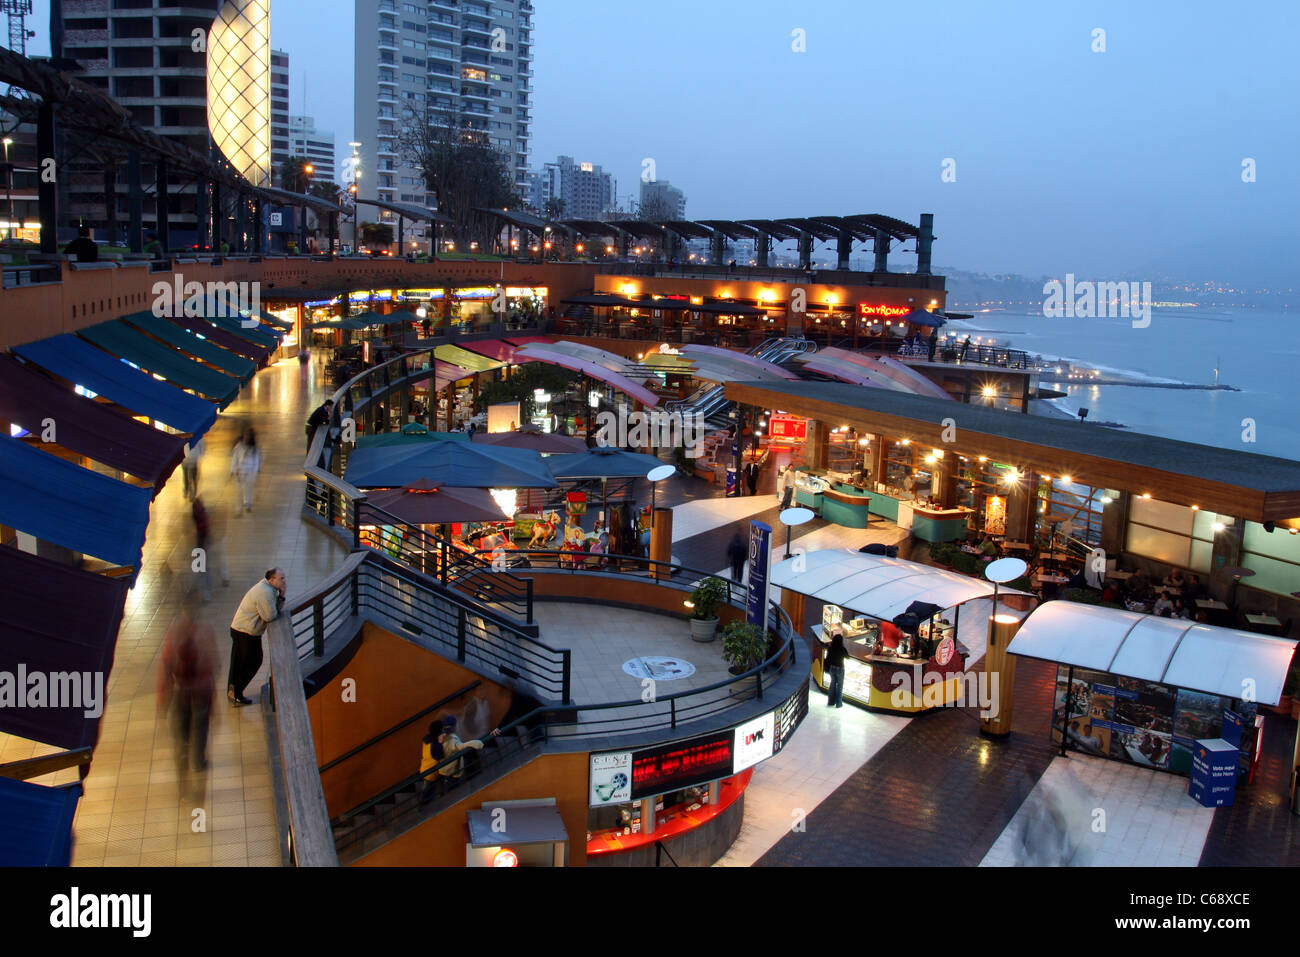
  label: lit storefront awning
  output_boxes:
[13,334,218,439]
[167,314,272,364]
[0,435,153,571]
[0,354,187,490]
[122,311,257,382]
[78,321,241,406]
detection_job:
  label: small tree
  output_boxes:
[687,577,728,622]
[720,620,769,673]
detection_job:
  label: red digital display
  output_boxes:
[630,732,734,798]
[767,415,808,441]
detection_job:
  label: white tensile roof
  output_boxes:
[1007,600,1298,705]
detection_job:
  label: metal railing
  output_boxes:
[288,549,567,704]
[331,592,801,853]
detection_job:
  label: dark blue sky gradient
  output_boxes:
[26,0,1299,282]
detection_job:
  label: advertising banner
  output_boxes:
[732,711,776,773]
[1188,738,1238,807]
[630,731,734,799]
[746,520,772,629]
[588,752,633,806]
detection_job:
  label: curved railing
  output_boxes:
[331,591,803,854]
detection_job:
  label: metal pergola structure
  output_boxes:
[0,46,264,253]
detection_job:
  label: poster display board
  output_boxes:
[1052,665,1258,776]
[1188,738,1238,807]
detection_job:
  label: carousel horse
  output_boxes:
[529,510,559,548]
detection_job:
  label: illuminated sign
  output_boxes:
[773,685,808,753]
[732,712,775,773]
[985,495,1007,535]
[857,304,910,318]
[630,731,734,799]
[589,752,632,805]
[767,415,807,441]
[492,849,519,867]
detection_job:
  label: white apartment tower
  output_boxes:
[353,0,534,235]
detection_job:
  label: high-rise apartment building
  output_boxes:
[530,155,615,219]
[289,116,336,179]
[271,49,290,173]
[639,179,687,220]
[353,0,534,235]
[50,0,270,246]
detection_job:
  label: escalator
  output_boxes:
[665,337,818,429]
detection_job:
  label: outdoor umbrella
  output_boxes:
[547,447,666,520]
[363,479,509,524]
[473,426,587,454]
[344,440,557,489]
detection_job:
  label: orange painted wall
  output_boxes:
[352,750,591,867]
[308,622,517,818]
[0,259,597,350]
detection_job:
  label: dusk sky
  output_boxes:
[28,0,1300,283]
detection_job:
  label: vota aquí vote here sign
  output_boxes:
[746,521,772,629]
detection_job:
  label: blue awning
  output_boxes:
[0,435,153,571]
[122,311,257,381]
[13,334,218,440]
[0,778,81,866]
[79,321,241,406]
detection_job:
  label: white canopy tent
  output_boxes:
[1007,601,1298,706]
[768,548,1025,623]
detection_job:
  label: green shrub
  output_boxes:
[1061,588,1102,604]
[688,576,728,621]
[929,542,958,566]
[720,620,769,672]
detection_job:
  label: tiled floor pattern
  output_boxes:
[979,753,1215,866]
[0,356,346,867]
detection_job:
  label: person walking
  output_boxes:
[727,532,747,581]
[158,599,216,784]
[418,721,447,805]
[230,427,262,512]
[181,436,204,501]
[63,225,99,263]
[227,568,286,705]
[745,461,760,497]
[825,630,847,708]
[436,720,492,789]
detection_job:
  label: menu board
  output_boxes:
[1051,665,1258,776]
[773,681,809,754]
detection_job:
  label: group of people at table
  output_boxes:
[960,534,1211,619]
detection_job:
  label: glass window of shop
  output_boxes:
[588,802,642,837]
[826,428,866,477]
[882,440,915,493]
[1125,497,1222,573]
[1240,521,1300,596]
[954,457,997,517]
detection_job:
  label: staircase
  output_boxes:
[666,337,818,429]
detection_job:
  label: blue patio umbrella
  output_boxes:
[546,447,666,521]
[344,438,556,489]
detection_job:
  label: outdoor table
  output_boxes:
[1106,569,1133,580]
[1245,613,1281,627]
[1002,541,1031,553]
[1195,598,1229,611]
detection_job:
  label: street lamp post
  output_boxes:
[2,137,13,242]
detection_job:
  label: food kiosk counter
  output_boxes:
[812,605,969,714]
[792,470,872,528]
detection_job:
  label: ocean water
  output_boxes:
[945,309,1300,461]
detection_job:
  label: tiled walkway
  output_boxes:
[1,355,347,866]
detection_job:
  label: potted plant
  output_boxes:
[685,576,728,642]
[720,620,770,675]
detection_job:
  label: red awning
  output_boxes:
[0,547,129,750]
[460,338,549,365]
[0,354,189,490]
[166,315,272,364]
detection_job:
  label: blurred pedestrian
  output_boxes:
[230,427,261,512]
[418,721,446,805]
[825,630,847,708]
[306,398,334,452]
[158,599,216,787]
[227,568,285,706]
[727,532,747,581]
[181,437,204,501]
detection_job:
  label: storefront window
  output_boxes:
[1125,497,1222,572]
[1240,521,1300,596]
